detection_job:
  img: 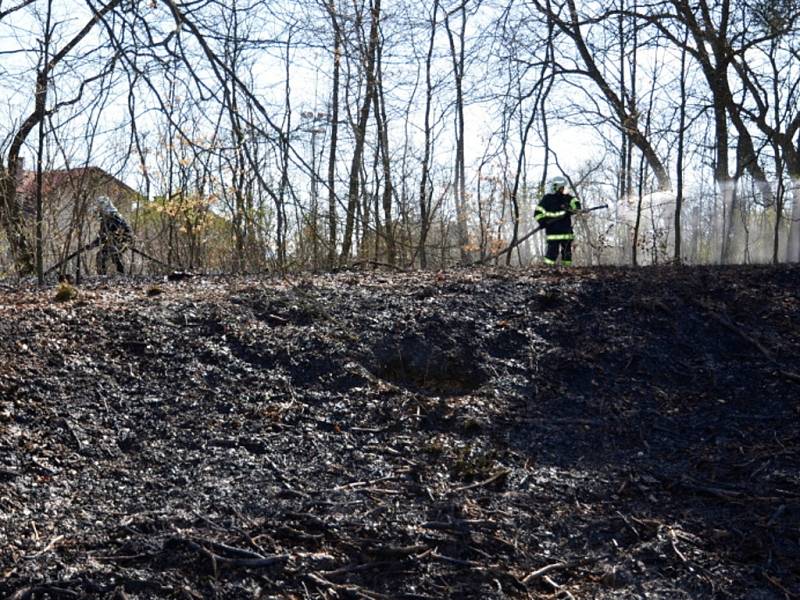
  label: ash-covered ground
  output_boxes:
[1,265,798,599]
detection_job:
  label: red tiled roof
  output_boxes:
[16,166,138,199]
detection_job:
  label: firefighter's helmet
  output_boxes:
[549,176,568,192]
[95,196,116,215]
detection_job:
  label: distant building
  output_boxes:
[16,162,141,274]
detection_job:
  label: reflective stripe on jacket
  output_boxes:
[535,192,581,236]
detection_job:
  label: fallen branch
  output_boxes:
[330,473,400,492]
[763,572,794,598]
[261,455,311,498]
[306,572,391,600]
[669,530,688,563]
[320,559,401,578]
[92,552,153,562]
[696,301,800,383]
[522,561,569,583]
[544,575,577,600]
[366,544,430,560]
[23,534,64,559]
[420,519,497,532]
[677,477,744,500]
[349,260,409,273]
[169,537,289,569]
[10,585,79,599]
[129,246,175,270]
[450,468,510,493]
[190,537,268,561]
[429,551,526,590]
[430,551,483,568]
[276,524,325,542]
[284,511,330,530]
[522,557,597,584]
[471,226,544,266]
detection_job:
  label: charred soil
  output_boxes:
[0,265,798,599]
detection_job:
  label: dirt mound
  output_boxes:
[0,265,798,599]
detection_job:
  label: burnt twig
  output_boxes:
[450,468,510,493]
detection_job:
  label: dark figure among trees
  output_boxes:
[534,176,581,267]
[94,196,132,275]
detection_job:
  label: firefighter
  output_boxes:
[94,196,133,275]
[534,176,581,266]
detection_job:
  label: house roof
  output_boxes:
[17,166,140,200]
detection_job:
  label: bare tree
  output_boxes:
[529,0,672,192]
[415,0,441,269]
[0,0,124,275]
[443,1,470,264]
[727,0,800,261]
[323,0,344,268]
[674,23,689,262]
[339,0,380,264]
[372,22,396,265]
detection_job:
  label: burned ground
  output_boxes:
[0,265,798,599]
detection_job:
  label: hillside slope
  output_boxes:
[1,265,798,599]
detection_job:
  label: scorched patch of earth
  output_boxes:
[0,265,798,599]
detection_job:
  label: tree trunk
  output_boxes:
[35,0,54,284]
[444,4,469,264]
[325,0,342,269]
[674,25,688,263]
[417,0,439,269]
[339,0,380,264]
[372,35,395,265]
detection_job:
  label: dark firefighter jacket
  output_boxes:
[534,192,581,240]
[98,212,133,248]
